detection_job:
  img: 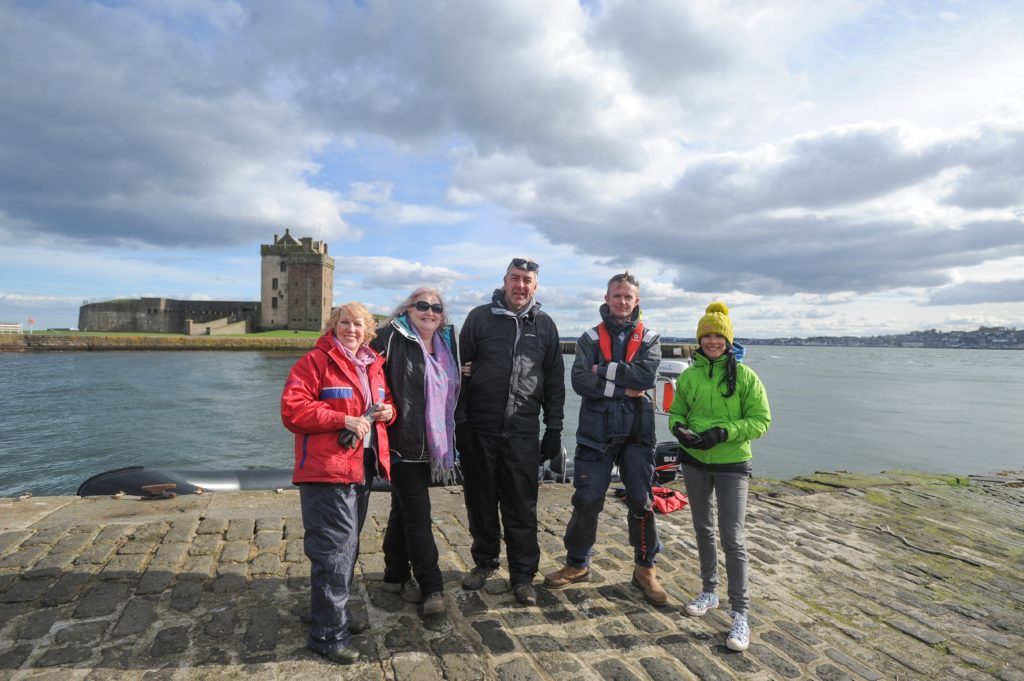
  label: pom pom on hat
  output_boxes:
[696,301,734,344]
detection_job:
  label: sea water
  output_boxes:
[1,346,1021,496]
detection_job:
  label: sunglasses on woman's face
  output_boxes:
[412,301,444,314]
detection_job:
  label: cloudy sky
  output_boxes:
[2,0,1022,338]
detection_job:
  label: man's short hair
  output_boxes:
[607,271,639,291]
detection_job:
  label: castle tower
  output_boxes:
[259,229,335,331]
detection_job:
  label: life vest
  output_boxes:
[651,487,688,514]
[596,321,645,363]
[613,485,689,514]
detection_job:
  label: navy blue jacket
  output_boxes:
[572,305,661,450]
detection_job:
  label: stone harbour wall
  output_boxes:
[1,470,1022,679]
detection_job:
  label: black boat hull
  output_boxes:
[77,450,575,498]
[76,466,297,497]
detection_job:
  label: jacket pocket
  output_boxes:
[603,399,631,440]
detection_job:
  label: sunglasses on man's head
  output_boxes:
[412,301,444,314]
[610,272,638,286]
[510,257,540,272]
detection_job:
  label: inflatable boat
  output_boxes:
[77,456,565,497]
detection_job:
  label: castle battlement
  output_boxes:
[260,229,334,332]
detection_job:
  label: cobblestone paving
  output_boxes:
[1,471,1022,680]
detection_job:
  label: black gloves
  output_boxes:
[338,429,359,449]
[672,424,728,450]
[672,422,702,449]
[698,427,728,449]
[540,430,563,463]
[455,422,477,458]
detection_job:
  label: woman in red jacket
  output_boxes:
[281,302,396,665]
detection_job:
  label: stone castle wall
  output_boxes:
[77,231,332,334]
[78,298,258,334]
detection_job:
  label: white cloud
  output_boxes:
[342,256,469,291]
[2,0,1023,336]
[925,279,1024,305]
[0,292,83,307]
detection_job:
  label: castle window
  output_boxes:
[272,278,278,290]
[272,298,278,309]
[280,261,287,272]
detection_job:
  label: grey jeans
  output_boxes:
[681,463,750,614]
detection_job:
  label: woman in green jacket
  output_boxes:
[668,302,771,652]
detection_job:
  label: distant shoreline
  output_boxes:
[2,331,1017,353]
[0,333,318,353]
[1,334,696,357]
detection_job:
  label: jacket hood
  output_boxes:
[599,302,641,333]
[388,315,456,350]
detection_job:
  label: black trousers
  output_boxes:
[461,431,540,585]
[299,449,374,652]
[382,461,443,595]
[299,480,370,650]
[563,441,661,568]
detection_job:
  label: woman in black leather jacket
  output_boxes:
[370,286,460,617]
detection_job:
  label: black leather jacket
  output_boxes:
[370,317,460,460]
[457,290,565,438]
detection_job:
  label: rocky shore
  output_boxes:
[1,470,1022,680]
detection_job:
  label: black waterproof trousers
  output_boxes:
[299,455,372,652]
[382,461,444,596]
[461,431,540,586]
[563,441,662,568]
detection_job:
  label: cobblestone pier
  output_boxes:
[2,470,1022,680]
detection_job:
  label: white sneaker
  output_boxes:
[684,591,719,617]
[727,611,750,651]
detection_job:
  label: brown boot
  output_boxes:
[632,565,668,605]
[543,565,591,590]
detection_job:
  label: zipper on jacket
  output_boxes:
[299,434,310,469]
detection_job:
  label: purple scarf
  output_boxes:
[414,324,459,484]
[332,335,376,411]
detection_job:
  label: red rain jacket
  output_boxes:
[281,333,395,484]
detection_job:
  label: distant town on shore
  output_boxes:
[657,326,1023,350]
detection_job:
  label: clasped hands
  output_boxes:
[672,422,728,450]
[338,404,392,448]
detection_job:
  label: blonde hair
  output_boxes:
[388,286,450,327]
[322,302,378,344]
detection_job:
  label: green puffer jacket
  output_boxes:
[667,352,771,465]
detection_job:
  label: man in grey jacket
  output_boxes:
[543,272,666,604]
[456,257,565,606]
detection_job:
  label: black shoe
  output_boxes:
[310,643,360,665]
[382,578,422,603]
[421,591,446,616]
[513,582,537,605]
[461,566,496,590]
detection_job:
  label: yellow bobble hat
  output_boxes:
[696,301,734,344]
